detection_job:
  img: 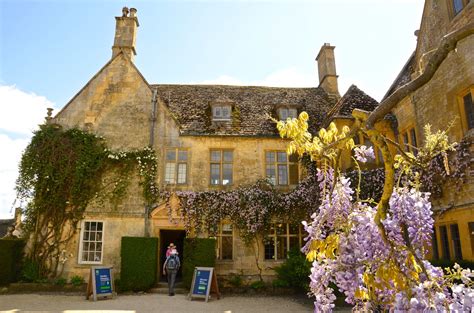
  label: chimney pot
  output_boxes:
[130,8,137,17]
[112,7,139,61]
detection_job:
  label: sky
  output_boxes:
[0,0,425,218]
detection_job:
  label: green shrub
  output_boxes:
[183,238,216,288]
[0,239,25,285]
[250,280,266,290]
[227,273,243,287]
[429,259,474,271]
[272,278,289,288]
[273,247,311,291]
[54,277,67,286]
[120,236,158,291]
[21,259,41,282]
[70,275,85,286]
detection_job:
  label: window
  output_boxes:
[469,222,474,255]
[432,227,440,260]
[278,107,298,120]
[463,91,474,130]
[210,150,233,185]
[164,149,188,184]
[264,223,303,260]
[450,224,463,260]
[399,127,418,155]
[439,225,450,260]
[453,0,464,14]
[216,221,233,260]
[212,105,232,121]
[79,221,104,264]
[265,151,299,185]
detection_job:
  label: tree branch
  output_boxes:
[366,22,474,129]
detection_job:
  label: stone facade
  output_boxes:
[387,1,474,261]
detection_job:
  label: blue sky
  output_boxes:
[0,0,424,218]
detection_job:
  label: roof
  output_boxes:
[0,218,14,237]
[382,52,415,101]
[325,84,379,122]
[152,84,335,136]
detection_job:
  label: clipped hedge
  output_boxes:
[183,238,216,288]
[273,248,311,292]
[0,238,25,285]
[120,236,158,291]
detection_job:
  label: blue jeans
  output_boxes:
[166,269,178,295]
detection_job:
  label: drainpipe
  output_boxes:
[145,88,158,237]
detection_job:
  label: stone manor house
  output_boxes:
[47,2,473,282]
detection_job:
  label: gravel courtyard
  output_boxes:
[0,293,322,313]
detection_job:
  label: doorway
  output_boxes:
[160,229,186,282]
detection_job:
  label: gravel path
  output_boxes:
[0,293,318,313]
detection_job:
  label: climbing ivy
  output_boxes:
[15,124,158,278]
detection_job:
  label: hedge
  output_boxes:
[120,236,158,291]
[183,238,216,288]
[0,238,25,285]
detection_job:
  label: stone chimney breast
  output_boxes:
[112,7,139,62]
[316,43,340,98]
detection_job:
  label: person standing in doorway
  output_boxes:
[163,249,180,296]
[166,243,176,257]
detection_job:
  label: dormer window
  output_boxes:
[278,107,298,120]
[213,105,232,121]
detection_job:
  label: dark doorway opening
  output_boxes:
[160,229,186,282]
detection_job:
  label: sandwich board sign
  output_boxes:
[86,266,114,301]
[188,267,220,302]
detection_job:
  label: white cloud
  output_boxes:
[0,85,54,136]
[0,85,56,219]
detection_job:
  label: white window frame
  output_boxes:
[78,220,104,265]
[265,150,299,185]
[216,221,234,261]
[212,105,232,121]
[278,107,298,120]
[264,223,303,260]
[164,148,188,185]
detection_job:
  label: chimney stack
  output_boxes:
[316,43,340,98]
[112,7,139,61]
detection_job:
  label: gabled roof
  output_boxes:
[0,218,14,237]
[382,52,415,101]
[152,84,335,136]
[325,84,379,123]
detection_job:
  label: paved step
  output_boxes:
[148,287,187,295]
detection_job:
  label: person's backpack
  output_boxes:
[166,255,178,270]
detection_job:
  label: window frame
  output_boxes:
[457,86,474,134]
[278,107,298,121]
[265,150,299,186]
[78,220,104,265]
[164,148,189,185]
[264,223,303,261]
[398,126,418,155]
[212,105,232,121]
[210,149,234,186]
[447,0,469,18]
[450,223,463,260]
[216,220,234,261]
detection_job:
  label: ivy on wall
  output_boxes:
[15,124,158,278]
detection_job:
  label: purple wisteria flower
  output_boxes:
[354,145,375,163]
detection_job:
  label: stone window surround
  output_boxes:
[215,220,234,261]
[211,102,233,122]
[265,150,299,186]
[457,85,474,134]
[164,148,189,185]
[210,149,234,186]
[398,124,418,156]
[276,105,299,121]
[447,0,471,19]
[78,220,105,265]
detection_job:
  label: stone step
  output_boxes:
[148,287,187,295]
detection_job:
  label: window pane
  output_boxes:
[83,231,89,241]
[177,163,187,184]
[97,222,103,231]
[289,237,300,251]
[91,222,97,231]
[90,232,96,241]
[453,0,463,14]
[276,223,285,235]
[94,252,101,262]
[277,236,287,259]
[277,152,287,163]
[210,164,220,185]
[450,224,463,260]
[264,236,275,260]
[279,108,288,120]
[403,133,409,152]
[266,151,275,163]
[223,163,233,185]
[223,151,233,162]
[289,163,298,185]
[288,108,297,119]
[214,107,222,117]
[166,150,176,161]
[268,224,275,235]
[165,163,176,184]
[278,165,288,185]
[222,222,233,235]
[288,154,298,162]
[222,106,231,118]
[266,165,276,185]
[289,224,299,235]
[464,92,474,130]
[432,227,439,260]
[221,236,233,260]
[440,226,450,260]
[211,150,221,162]
[85,222,90,231]
[469,222,474,256]
[178,150,188,161]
